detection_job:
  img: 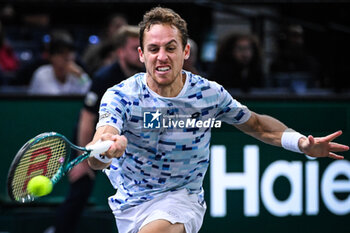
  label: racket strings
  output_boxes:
[10,137,67,201]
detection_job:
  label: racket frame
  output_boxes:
[7,132,92,203]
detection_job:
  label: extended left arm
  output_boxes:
[234,111,349,159]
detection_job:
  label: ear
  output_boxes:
[138,47,145,63]
[184,43,190,60]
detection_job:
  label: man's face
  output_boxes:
[233,39,253,65]
[121,37,144,70]
[138,24,189,86]
[50,50,75,77]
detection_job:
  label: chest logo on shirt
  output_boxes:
[143,110,162,129]
[143,109,221,130]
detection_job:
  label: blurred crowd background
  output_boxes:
[0,1,349,96]
[1,2,350,233]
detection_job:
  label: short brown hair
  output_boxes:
[138,7,188,51]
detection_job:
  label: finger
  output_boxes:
[324,130,343,142]
[106,139,125,158]
[308,135,315,145]
[328,152,344,160]
[329,142,350,152]
[99,140,116,158]
[117,135,128,144]
[114,137,127,157]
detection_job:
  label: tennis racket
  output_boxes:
[7,132,113,203]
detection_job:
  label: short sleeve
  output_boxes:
[96,84,131,133]
[214,83,251,125]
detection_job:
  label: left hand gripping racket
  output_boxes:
[7,132,113,203]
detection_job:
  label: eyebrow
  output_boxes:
[147,39,178,48]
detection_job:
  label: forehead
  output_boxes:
[143,24,182,46]
[236,38,251,45]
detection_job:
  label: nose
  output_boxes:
[157,48,168,62]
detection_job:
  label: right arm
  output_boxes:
[87,81,129,170]
[87,125,127,170]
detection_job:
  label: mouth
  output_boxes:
[155,66,171,74]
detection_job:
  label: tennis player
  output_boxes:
[87,7,349,233]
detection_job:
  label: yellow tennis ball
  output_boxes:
[27,175,53,197]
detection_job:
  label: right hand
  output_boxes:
[100,133,128,159]
[67,62,84,77]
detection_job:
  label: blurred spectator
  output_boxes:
[82,13,128,75]
[270,24,321,93]
[104,13,128,40]
[28,30,91,95]
[183,38,203,75]
[12,34,50,86]
[46,25,143,233]
[0,20,19,84]
[22,13,50,28]
[209,33,263,92]
[0,4,15,24]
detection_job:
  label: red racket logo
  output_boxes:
[22,147,52,191]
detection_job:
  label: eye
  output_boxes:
[167,47,176,52]
[148,47,159,53]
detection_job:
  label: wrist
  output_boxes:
[91,153,113,164]
[88,157,109,170]
[297,137,308,153]
[281,129,306,153]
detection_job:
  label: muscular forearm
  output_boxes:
[235,112,288,147]
[87,125,127,170]
[235,112,348,159]
[87,126,116,170]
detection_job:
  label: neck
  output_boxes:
[147,72,186,97]
[54,69,66,83]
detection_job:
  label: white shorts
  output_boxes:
[111,189,207,233]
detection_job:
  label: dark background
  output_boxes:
[1,1,350,91]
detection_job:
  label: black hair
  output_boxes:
[48,30,75,55]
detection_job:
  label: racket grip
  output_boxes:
[86,140,114,156]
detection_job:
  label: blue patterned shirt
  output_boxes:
[97,71,251,210]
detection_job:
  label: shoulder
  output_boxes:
[186,71,225,95]
[104,73,145,98]
[32,65,54,81]
[33,64,52,76]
